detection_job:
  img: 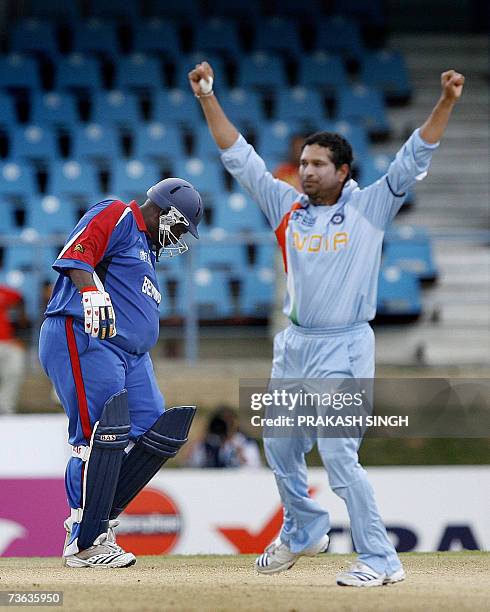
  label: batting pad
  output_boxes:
[110,406,196,518]
[77,390,131,551]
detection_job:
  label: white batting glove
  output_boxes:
[81,287,116,340]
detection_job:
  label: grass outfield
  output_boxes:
[1,552,488,611]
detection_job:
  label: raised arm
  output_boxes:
[188,61,239,149]
[419,70,465,144]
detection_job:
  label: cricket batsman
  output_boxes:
[189,62,464,586]
[39,179,203,567]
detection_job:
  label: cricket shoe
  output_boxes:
[255,533,330,575]
[65,532,136,568]
[336,561,406,587]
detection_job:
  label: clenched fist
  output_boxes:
[441,70,465,102]
[81,287,116,340]
[188,61,214,98]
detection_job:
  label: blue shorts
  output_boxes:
[39,316,165,446]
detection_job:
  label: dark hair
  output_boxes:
[302,132,353,175]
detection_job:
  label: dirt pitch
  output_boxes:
[1,552,488,612]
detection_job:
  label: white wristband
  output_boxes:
[199,76,214,95]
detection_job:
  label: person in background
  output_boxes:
[273,134,305,191]
[0,284,30,415]
[188,407,262,468]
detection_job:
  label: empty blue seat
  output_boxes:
[239,266,275,316]
[383,226,437,282]
[152,89,202,127]
[55,54,103,90]
[255,244,277,268]
[220,88,265,126]
[114,54,164,91]
[192,129,220,159]
[238,53,287,91]
[360,50,412,102]
[315,17,364,60]
[147,0,201,20]
[298,52,348,93]
[174,53,226,90]
[71,123,121,161]
[256,120,304,160]
[173,158,225,195]
[87,0,140,20]
[385,225,429,243]
[91,90,143,128]
[333,0,385,27]
[208,0,259,19]
[0,160,37,197]
[133,19,181,58]
[24,195,77,235]
[337,85,389,136]
[254,17,302,56]
[72,19,120,56]
[10,19,58,56]
[195,243,248,271]
[269,0,323,19]
[109,159,160,199]
[331,120,369,159]
[30,91,79,127]
[377,265,421,317]
[47,160,99,197]
[213,191,269,232]
[0,54,40,90]
[191,268,233,318]
[193,18,241,59]
[357,153,391,187]
[26,0,80,19]
[132,123,186,161]
[0,93,18,126]
[275,87,325,124]
[0,201,17,233]
[9,124,58,161]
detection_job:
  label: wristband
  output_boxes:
[80,286,99,293]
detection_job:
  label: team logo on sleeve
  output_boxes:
[331,213,344,225]
[74,243,85,253]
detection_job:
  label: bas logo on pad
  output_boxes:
[74,243,85,253]
[117,488,182,555]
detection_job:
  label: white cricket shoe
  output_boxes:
[336,561,406,587]
[65,532,136,568]
[255,533,330,575]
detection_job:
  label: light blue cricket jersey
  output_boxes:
[220,129,439,328]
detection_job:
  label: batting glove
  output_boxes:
[81,286,116,340]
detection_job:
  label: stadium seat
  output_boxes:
[173,158,226,195]
[195,243,248,272]
[207,0,259,19]
[192,129,221,159]
[213,191,269,232]
[333,0,386,27]
[254,17,302,57]
[87,0,140,20]
[315,17,364,61]
[147,0,201,21]
[239,266,275,317]
[114,54,164,92]
[220,89,265,127]
[26,0,80,19]
[0,201,17,233]
[0,268,42,319]
[108,159,160,199]
[30,91,79,127]
[191,268,234,318]
[274,87,326,125]
[9,124,59,161]
[238,53,287,91]
[297,52,348,94]
[23,195,77,235]
[376,265,422,318]
[90,90,143,128]
[55,54,103,91]
[384,226,437,282]
[0,93,18,126]
[0,160,37,197]
[72,19,120,56]
[255,244,277,268]
[269,0,323,20]
[256,120,304,160]
[336,85,390,138]
[132,123,186,161]
[357,153,391,187]
[360,50,412,103]
[133,19,181,58]
[0,54,40,90]
[193,18,242,59]
[10,19,58,56]
[331,120,370,159]
[152,89,202,128]
[71,123,121,161]
[47,160,99,197]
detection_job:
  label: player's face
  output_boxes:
[299,145,347,203]
[163,223,188,246]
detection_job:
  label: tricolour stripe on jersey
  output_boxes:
[274,202,302,273]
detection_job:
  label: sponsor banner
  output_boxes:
[0,468,488,557]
